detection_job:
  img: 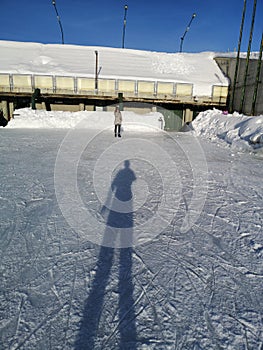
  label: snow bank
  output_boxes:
[6,108,164,131]
[5,107,263,152]
[191,109,263,150]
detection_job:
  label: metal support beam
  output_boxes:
[251,32,263,115]
[240,0,257,112]
[230,0,247,112]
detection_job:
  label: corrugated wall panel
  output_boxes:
[212,85,228,103]
[176,83,193,96]
[34,75,53,90]
[13,75,32,92]
[118,80,135,93]
[138,81,155,94]
[0,74,10,92]
[78,78,95,92]
[99,79,115,93]
[56,76,74,93]
[157,82,174,95]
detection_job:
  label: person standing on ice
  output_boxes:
[114,105,122,137]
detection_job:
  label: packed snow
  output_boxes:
[7,108,165,132]
[0,40,229,96]
[6,107,263,152]
[1,106,263,349]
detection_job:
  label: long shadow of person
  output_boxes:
[75,160,137,350]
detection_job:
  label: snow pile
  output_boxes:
[7,108,164,131]
[191,109,263,150]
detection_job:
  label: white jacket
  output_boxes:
[114,109,122,125]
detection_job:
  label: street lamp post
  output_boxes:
[52,0,65,44]
[180,13,196,52]
[95,51,99,91]
[122,5,128,49]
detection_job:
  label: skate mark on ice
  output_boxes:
[10,303,66,350]
[204,311,224,350]
[62,259,78,348]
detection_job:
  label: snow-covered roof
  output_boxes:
[0,40,229,96]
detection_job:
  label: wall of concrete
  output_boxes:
[215,56,263,115]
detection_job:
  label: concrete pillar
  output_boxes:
[184,108,193,123]
[2,100,9,120]
[85,105,94,111]
[79,103,85,111]
[9,102,14,118]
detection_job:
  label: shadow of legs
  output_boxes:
[118,248,137,349]
[75,246,114,350]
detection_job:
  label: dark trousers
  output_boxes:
[114,124,121,135]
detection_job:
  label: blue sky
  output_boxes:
[0,0,262,53]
